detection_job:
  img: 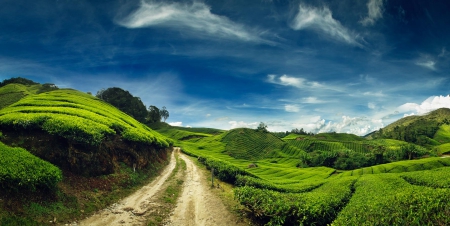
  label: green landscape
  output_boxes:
[1,77,450,225]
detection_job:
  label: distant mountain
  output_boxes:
[367,108,450,146]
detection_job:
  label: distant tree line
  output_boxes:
[272,127,315,138]
[96,87,169,124]
[299,143,428,170]
[0,77,58,93]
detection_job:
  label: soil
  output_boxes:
[79,149,177,225]
[79,148,246,226]
[165,154,246,226]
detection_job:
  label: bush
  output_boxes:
[235,176,356,225]
[0,142,62,192]
[333,174,450,226]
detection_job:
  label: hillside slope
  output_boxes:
[0,89,172,176]
[368,108,450,146]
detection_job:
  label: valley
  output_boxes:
[0,79,450,225]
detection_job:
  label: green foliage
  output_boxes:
[340,157,450,176]
[370,108,450,146]
[256,122,268,132]
[0,83,43,109]
[333,174,450,226]
[400,166,450,188]
[235,176,356,226]
[222,128,285,160]
[0,90,171,147]
[160,106,169,122]
[147,105,161,123]
[0,77,38,87]
[96,87,148,123]
[235,175,324,193]
[433,124,450,143]
[157,128,211,143]
[197,156,253,183]
[0,141,62,192]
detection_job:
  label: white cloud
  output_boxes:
[416,60,436,71]
[290,4,362,47]
[360,0,384,26]
[169,121,183,126]
[363,91,385,97]
[398,95,450,115]
[267,74,322,89]
[206,113,211,117]
[291,115,384,136]
[285,104,300,112]
[117,1,269,43]
[228,121,258,129]
[302,97,326,104]
[368,102,376,109]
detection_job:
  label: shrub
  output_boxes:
[0,142,62,192]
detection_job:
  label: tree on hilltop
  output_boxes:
[146,105,161,123]
[160,106,169,122]
[256,122,268,132]
[96,87,147,123]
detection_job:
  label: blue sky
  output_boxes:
[1,0,450,135]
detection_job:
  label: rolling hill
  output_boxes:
[0,88,172,176]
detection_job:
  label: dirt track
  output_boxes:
[79,148,244,226]
[79,149,177,225]
[165,153,244,226]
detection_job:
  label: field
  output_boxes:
[0,89,171,147]
[168,127,450,225]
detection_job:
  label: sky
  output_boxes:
[1,0,450,135]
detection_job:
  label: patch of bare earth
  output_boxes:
[165,154,247,226]
[79,149,177,226]
[79,148,248,226]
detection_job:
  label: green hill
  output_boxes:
[0,88,172,176]
[0,83,40,109]
[368,108,450,146]
[221,128,285,160]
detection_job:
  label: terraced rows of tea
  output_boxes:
[286,137,406,154]
[0,89,171,147]
[170,127,450,225]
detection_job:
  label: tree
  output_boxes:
[147,105,161,123]
[0,77,38,87]
[256,122,268,132]
[96,87,147,123]
[160,106,169,122]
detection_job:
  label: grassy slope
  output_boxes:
[0,87,173,225]
[0,84,42,109]
[166,126,450,225]
[0,89,171,147]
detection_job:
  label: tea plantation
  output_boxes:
[160,126,450,225]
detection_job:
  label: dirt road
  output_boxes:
[165,154,244,226]
[79,148,245,226]
[79,149,177,225]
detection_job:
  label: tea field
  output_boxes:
[159,127,450,225]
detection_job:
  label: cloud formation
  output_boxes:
[291,115,383,136]
[285,104,300,112]
[169,121,183,126]
[360,0,384,26]
[290,4,362,47]
[229,121,258,129]
[416,60,436,71]
[267,74,322,89]
[398,95,450,115]
[117,1,269,43]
